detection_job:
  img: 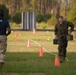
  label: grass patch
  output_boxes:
[0,31,76,75]
[0,52,76,75]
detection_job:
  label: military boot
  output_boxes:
[0,62,4,69]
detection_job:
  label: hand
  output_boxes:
[55,36,58,39]
[68,32,71,35]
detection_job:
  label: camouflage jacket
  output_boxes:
[54,21,74,37]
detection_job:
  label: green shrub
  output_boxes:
[47,15,57,27]
[36,12,43,23]
[36,11,51,23]
[12,12,21,24]
[67,11,76,26]
[0,4,10,20]
[66,0,76,26]
[42,14,51,22]
[10,22,21,28]
[38,22,46,29]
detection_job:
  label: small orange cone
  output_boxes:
[33,29,36,34]
[15,32,18,38]
[27,39,30,48]
[39,46,43,57]
[16,39,19,42]
[54,55,60,67]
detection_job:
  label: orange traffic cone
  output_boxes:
[27,39,30,48]
[54,55,60,67]
[15,32,18,38]
[33,29,36,34]
[39,46,43,57]
[16,39,19,42]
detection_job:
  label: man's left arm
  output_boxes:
[6,28,11,36]
[68,22,74,33]
[6,21,11,36]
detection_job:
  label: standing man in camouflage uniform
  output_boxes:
[0,9,11,68]
[54,16,74,63]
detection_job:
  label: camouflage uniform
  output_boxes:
[0,35,7,64]
[54,21,74,61]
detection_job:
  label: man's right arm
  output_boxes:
[54,24,58,39]
[68,21,74,34]
[6,21,11,36]
[6,28,11,36]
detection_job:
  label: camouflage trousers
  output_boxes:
[0,35,7,63]
[58,37,68,58]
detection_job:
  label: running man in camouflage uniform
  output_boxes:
[0,10,11,68]
[54,16,74,63]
